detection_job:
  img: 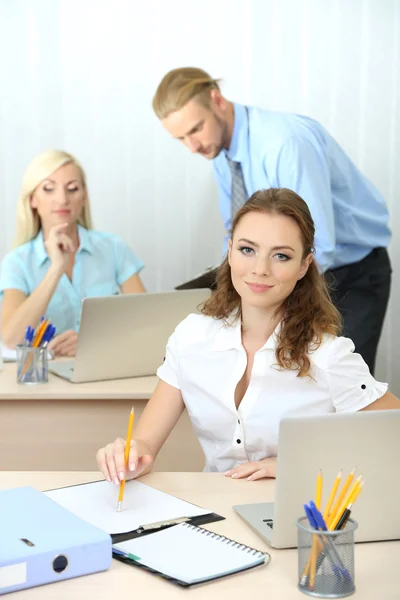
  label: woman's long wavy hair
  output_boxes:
[202,188,342,377]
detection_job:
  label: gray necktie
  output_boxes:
[226,157,248,219]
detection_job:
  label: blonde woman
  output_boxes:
[0,151,145,356]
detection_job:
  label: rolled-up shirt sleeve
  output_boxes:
[156,329,180,390]
[0,252,29,297]
[325,337,388,412]
[272,134,336,272]
[113,237,144,286]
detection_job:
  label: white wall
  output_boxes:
[0,0,399,389]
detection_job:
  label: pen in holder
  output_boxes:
[297,515,357,598]
[16,344,49,385]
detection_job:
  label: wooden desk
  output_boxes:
[0,363,204,471]
[0,472,397,599]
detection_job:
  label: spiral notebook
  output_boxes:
[113,522,268,586]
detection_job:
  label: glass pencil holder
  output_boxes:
[296,516,358,598]
[16,345,48,385]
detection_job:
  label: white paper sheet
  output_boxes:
[2,347,18,362]
[1,347,52,362]
[44,480,211,534]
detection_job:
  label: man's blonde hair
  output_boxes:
[13,150,93,248]
[152,67,220,119]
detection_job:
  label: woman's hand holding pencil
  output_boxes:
[96,409,153,493]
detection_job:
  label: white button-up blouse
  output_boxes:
[157,314,387,473]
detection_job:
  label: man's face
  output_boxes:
[161,96,229,159]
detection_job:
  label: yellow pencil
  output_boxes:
[300,537,323,585]
[316,469,323,510]
[309,469,322,588]
[116,407,135,512]
[309,535,318,590]
[348,480,363,506]
[300,470,323,584]
[323,469,342,520]
[327,467,356,526]
[329,475,362,530]
[33,319,50,347]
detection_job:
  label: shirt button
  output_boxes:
[236,439,241,444]
[238,419,240,424]
[361,384,366,390]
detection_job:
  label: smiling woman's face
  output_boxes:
[228,210,313,311]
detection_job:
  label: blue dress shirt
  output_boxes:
[0,225,144,333]
[213,104,391,271]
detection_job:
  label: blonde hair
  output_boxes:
[152,67,220,120]
[13,150,93,248]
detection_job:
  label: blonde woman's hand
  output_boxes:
[44,223,75,271]
[224,457,277,481]
[96,438,153,485]
[48,330,78,357]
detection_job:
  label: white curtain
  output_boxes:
[0,0,399,388]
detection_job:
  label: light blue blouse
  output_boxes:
[0,225,144,333]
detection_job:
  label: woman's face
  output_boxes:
[30,162,86,229]
[228,210,313,312]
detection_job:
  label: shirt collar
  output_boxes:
[226,103,249,164]
[212,315,280,352]
[76,224,92,254]
[32,230,48,266]
[32,223,92,267]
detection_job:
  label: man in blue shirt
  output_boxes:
[153,67,392,374]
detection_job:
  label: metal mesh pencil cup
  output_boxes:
[16,345,49,384]
[296,516,358,598]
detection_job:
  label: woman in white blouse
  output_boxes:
[97,188,400,483]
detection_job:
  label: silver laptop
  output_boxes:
[49,289,210,383]
[234,410,400,548]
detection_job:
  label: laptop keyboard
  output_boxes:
[263,519,274,529]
